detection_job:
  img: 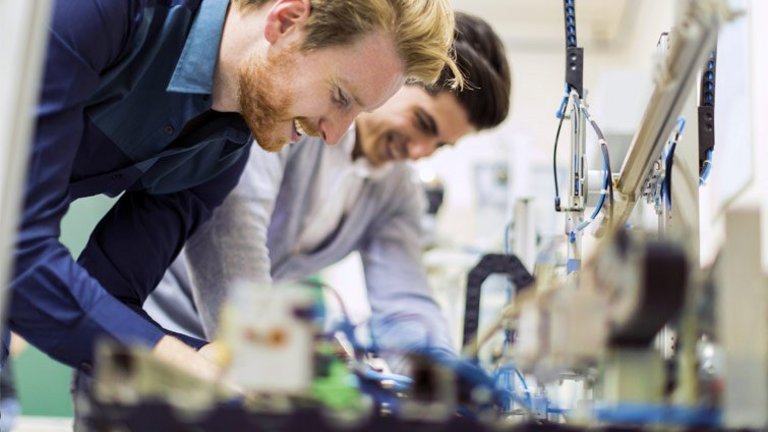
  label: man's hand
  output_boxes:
[152,335,221,382]
[199,340,232,367]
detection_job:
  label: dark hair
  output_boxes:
[429,12,512,130]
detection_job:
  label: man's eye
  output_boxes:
[335,89,350,108]
[414,109,438,136]
[415,116,429,133]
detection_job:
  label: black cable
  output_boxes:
[301,280,351,322]
[575,100,614,226]
[553,112,566,212]
[564,0,577,48]
[662,119,686,210]
[664,142,676,210]
[563,0,583,97]
[585,114,613,214]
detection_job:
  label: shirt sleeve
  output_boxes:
[359,167,456,374]
[77,151,250,328]
[9,0,188,369]
[181,145,289,338]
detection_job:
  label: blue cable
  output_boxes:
[511,367,529,395]
[700,148,713,185]
[674,116,686,134]
[497,389,533,414]
[503,221,513,256]
[493,364,532,411]
[493,366,570,420]
[553,85,570,211]
[661,117,686,209]
[563,0,578,48]
[502,221,516,346]
[359,369,413,393]
[566,99,614,241]
[330,325,521,415]
[595,403,720,428]
[547,406,570,415]
[335,318,362,350]
[569,148,609,239]
[556,84,569,118]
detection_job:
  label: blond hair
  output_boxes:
[234,0,463,87]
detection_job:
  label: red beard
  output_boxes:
[238,49,295,152]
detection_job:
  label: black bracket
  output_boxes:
[461,254,534,356]
[698,48,716,175]
[566,47,584,98]
[608,240,688,347]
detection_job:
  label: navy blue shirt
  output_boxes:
[6,0,252,369]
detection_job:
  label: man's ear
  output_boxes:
[264,0,310,45]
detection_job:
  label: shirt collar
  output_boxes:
[167,0,229,94]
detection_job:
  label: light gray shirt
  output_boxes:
[298,128,392,251]
[145,133,455,371]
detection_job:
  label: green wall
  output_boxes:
[13,196,115,417]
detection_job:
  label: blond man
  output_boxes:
[5,0,459,381]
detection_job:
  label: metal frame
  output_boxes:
[0,1,53,324]
[612,0,731,226]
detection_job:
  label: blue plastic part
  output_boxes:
[360,369,412,393]
[566,259,581,273]
[493,365,532,412]
[700,148,713,185]
[595,403,721,428]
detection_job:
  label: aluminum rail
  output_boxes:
[612,0,734,225]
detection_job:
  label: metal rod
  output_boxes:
[612,1,728,225]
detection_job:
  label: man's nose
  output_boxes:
[408,137,439,160]
[321,111,359,144]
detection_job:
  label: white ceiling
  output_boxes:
[450,0,636,51]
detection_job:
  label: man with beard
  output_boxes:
[4,0,460,381]
[146,12,512,373]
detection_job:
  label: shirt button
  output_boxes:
[163,124,175,135]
